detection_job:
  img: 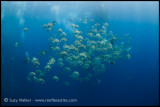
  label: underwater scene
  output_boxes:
[1,1,159,106]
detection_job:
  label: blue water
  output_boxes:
[1,1,159,106]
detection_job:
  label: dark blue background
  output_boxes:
[1,1,159,106]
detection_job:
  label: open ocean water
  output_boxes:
[1,1,159,106]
